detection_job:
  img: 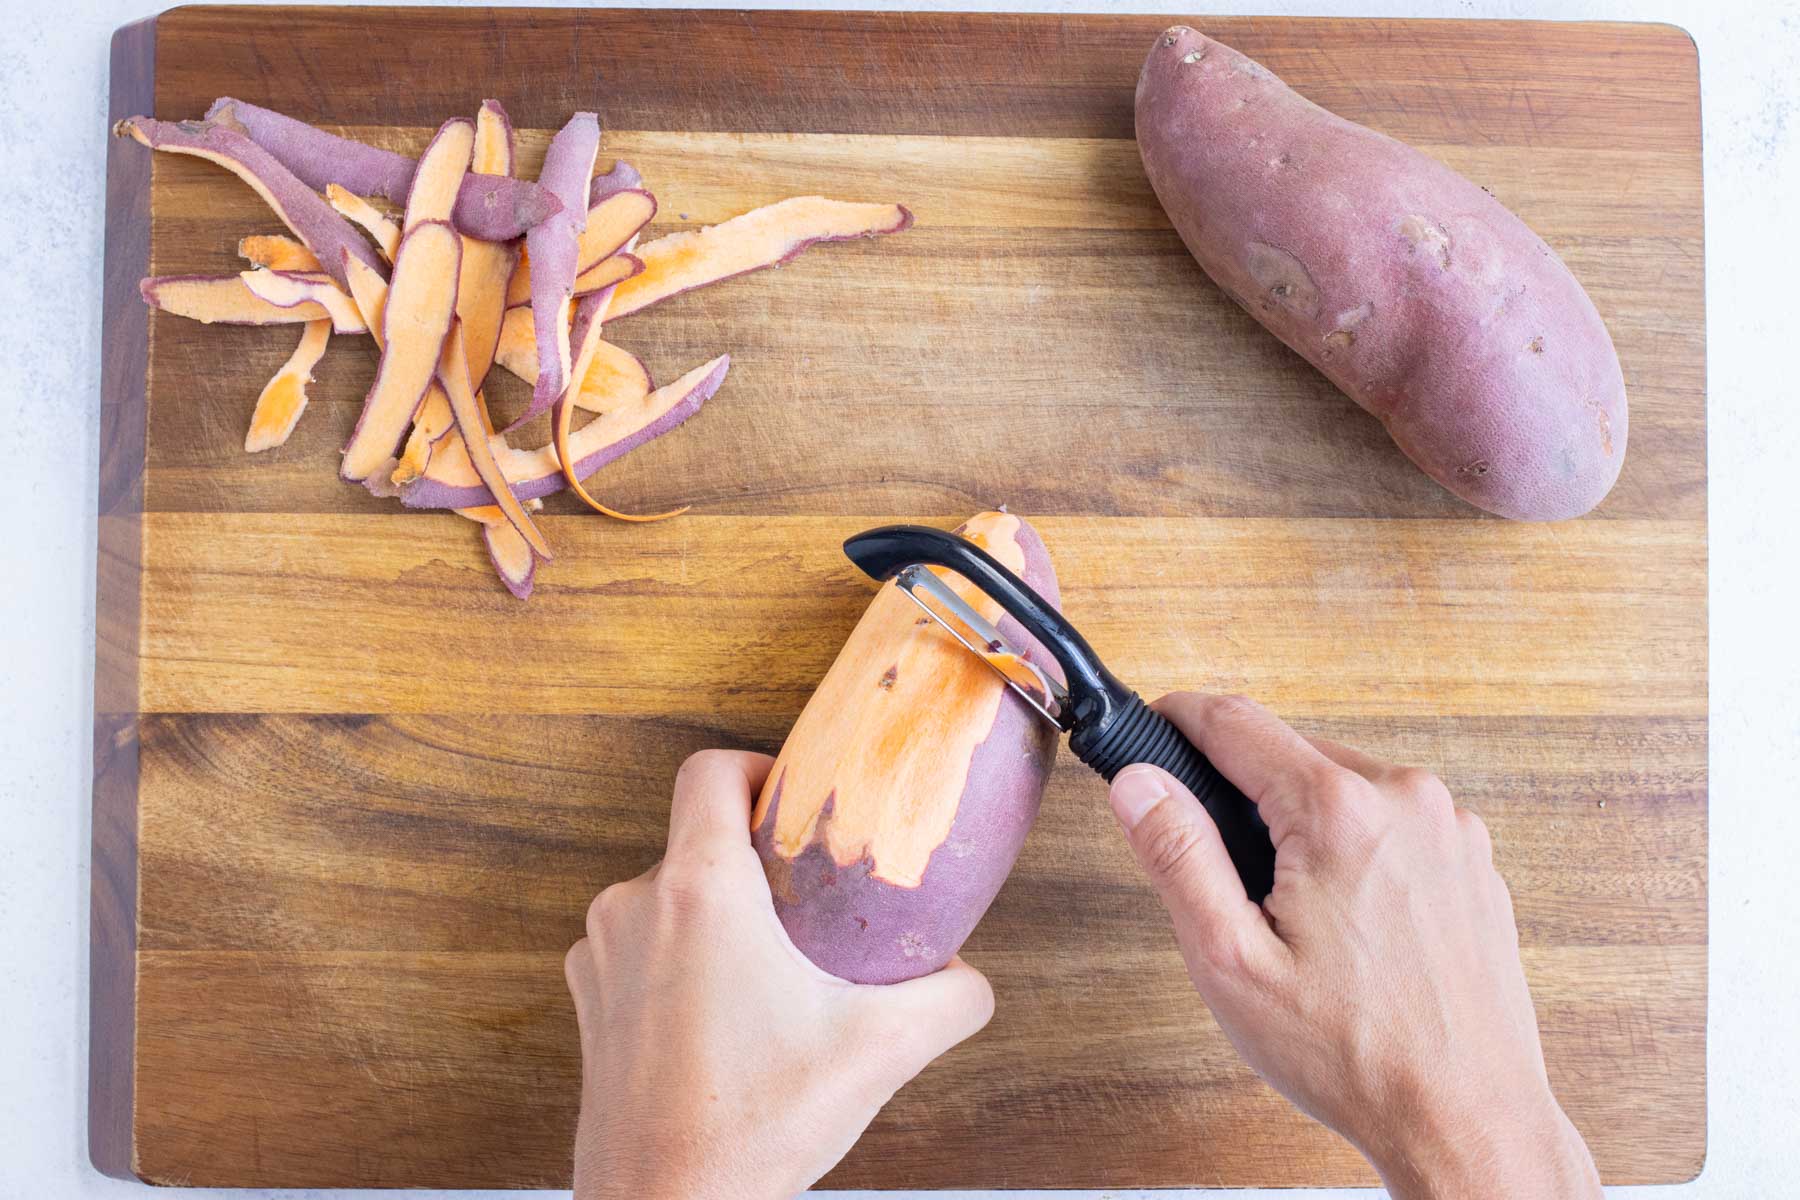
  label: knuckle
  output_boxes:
[1458,808,1494,858]
[1308,765,1366,822]
[562,939,589,983]
[1207,693,1266,727]
[676,747,733,782]
[1137,811,1207,884]
[1391,765,1446,800]
[585,884,632,941]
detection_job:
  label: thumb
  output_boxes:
[1110,764,1270,967]
[853,957,995,1089]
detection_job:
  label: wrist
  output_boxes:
[1362,1090,1600,1200]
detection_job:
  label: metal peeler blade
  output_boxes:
[893,564,1072,730]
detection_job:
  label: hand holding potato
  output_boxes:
[564,750,995,1200]
[1109,694,1601,1200]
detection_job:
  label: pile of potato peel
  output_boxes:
[119,99,912,597]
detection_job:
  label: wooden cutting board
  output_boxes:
[92,7,1706,1189]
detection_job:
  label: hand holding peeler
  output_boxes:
[843,523,1278,902]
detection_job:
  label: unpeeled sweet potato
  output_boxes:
[1135,28,1627,521]
[752,511,1061,984]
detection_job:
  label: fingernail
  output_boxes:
[1110,766,1169,831]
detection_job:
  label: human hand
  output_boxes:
[1108,695,1600,1200]
[563,750,996,1200]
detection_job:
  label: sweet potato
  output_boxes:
[437,323,553,558]
[493,306,653,410]
[403,119,475,229]
[115,116,383,290]
[482,521,538,599]
[239,269,369,334]
[140,272,365,332]
[394,103,519,486]
[402,356,727,510]
[245,319,330,452]
[1135,28,1627,520]
[516,113,601,431]
[753,511,1060,984]
[238,234,321,272]
[607,197,913,321]
[326,185,402,261]
[205,98,561,241]
[551,273,686,522]
[459,101,519,386]
[340,221,461,482]
[504,189,656,308]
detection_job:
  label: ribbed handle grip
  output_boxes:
[1072,693,1276,901]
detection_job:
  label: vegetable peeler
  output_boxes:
[843,524,1277,901]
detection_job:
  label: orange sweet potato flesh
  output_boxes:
[343,252,456,490]
[437,322,553,559]
[340,221,461,482]
[402,355,727,510]
[460,102,517,386]
[492,305,652,411]
[245,319,330,452]
[396,105,518,487]
[239,269,368,334]
[238,234,321,272]
[609,197,912,320]
[141,273,358,329]
[503,189,656,307]
[327,185,401,261]
[404,119,475,230]
[552,280,687,522]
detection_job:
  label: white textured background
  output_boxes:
[3,0,1793,1196]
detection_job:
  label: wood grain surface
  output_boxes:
[93,7,1706,1188]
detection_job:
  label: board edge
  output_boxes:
[90,11,155,1184]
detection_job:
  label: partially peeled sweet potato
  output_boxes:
[753,511,1061,984]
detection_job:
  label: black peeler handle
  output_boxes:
[1069,692,1277,902]
[842,522,1278,902]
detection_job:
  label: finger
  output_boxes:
[1153,693,1349,844]
[855,957,995,1083]
[1306,736,1397,783]
[665,749,776,860]
[1109,763,1283,971]
[563,938,601,1047]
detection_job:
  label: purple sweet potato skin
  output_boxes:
[521,113,601,425]
[753,517,1061,985]
[121,117,382,290]
[1135,28,1627,521]
[206,98,560,241]
[589,160,642,204]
